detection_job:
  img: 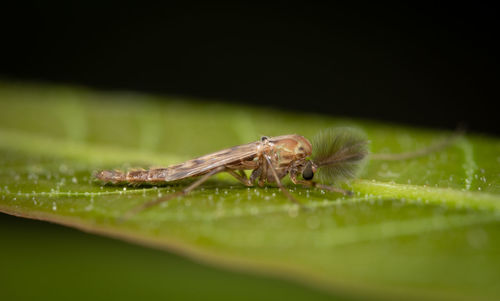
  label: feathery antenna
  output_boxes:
[311,127,369,183]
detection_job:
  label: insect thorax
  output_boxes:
[262,135,312,182]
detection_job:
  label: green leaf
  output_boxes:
[1,82,500,301]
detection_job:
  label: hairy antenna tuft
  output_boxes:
[312,127,369,183]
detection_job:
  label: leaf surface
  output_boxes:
[1,82,500,301]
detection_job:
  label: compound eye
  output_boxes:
[302,162,314,180]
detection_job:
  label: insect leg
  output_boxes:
[263,155,304,208]
[122,166,226,219]
[370,129,463,161]
[300,180,351,195]
[250,166,262,184]
[226,170,253,186]
[289,174,352,196]
[237,170,247,178]
[258,157,268,187]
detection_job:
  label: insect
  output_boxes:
[95,127,369,216]
[95,127,459,217]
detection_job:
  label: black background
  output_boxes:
[2,2,498,134]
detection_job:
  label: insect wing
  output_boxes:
[163,141,259,181]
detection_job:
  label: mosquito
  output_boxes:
[95,127,458,217]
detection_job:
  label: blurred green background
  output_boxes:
[0,213,353,301]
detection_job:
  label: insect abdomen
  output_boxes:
[95,169,169,184]
[95,170,126,183]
